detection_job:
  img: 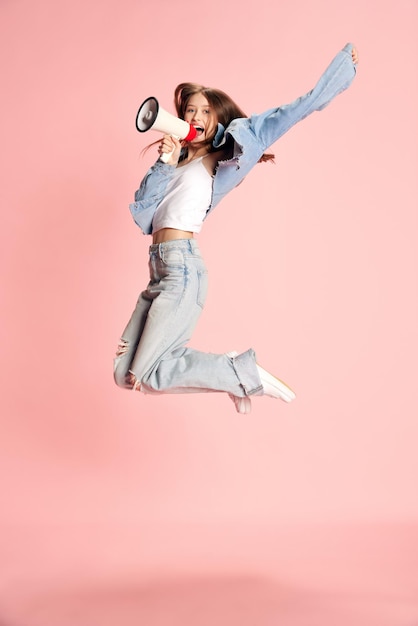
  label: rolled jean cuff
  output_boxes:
[232,348,263,396]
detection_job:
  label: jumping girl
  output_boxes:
[114,43,359,414]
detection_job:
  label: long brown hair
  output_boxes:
[142,83,274,163]
[174,82,274,163]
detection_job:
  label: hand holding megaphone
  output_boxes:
[135,96,197,163]
[158,135,182,165]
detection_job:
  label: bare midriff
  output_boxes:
[152,228,194,244]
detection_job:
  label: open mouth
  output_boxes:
[194,126,204,136]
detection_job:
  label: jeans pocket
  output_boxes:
[161,248,184,267]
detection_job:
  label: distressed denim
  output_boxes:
[114,239,263,397]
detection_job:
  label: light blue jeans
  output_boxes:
[113,239,263,397]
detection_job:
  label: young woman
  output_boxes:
[114,43,359,414]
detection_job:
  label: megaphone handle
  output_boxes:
[159,135,180,164]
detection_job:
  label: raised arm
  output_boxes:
[246,43,358,151]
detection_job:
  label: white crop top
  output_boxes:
[151,156,213,234]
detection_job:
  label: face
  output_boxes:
[183,93,217,143]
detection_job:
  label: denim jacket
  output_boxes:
[129,43,357,235]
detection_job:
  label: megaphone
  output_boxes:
[135,96,197,163]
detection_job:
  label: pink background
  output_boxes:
[1,0,417,624]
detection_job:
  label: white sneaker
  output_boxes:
[226,351,252,414]
[256,364,296,402]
